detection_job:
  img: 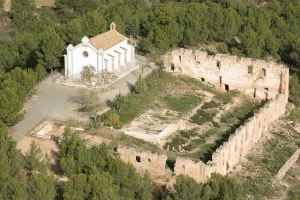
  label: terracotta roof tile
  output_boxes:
[89,30,128,50]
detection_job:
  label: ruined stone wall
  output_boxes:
[117,146,168,175]
[210,94,287,175]
[174,157,214,182]
[163,48,289,100]
[117,93,287,182]
[116,49,289,183]
[174,93,288,182]
[276,149,300,180]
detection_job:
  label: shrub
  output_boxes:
[102,111,123,129]
[201,100,221,109]
[112,93,125,112]
[190,110,215,125]
[134,75,148,94]
[217,43,229,54]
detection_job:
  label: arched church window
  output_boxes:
[83,51,89,57]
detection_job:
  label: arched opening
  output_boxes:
[201,78,205,82]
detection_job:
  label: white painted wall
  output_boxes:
[64,38,135,80]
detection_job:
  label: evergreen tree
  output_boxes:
[10,0,36,30]
[36,29,65,72]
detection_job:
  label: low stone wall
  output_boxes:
[276,149,300,180]
[123,120,185,145]
[117,146,168,175]
[27,119,53,139]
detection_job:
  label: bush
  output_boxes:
[289,74,300,106]
[102,111,123,129]
[134,75,148,94]
[112,93,125,112]
[201,100,221,109]
[190,109,215,125]
[217,43,229,54]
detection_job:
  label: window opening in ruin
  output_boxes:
[225,84,229,91]
[201,78,205,82]
[265,88,269,100]
[226,162,230,171]
[248,65,253,74]
[148,158,151,163]
[217,61,221,70]
[261,68,266,77]
[179,55,182,62]
[219,76,222,87]
[166,159,175,172]
[136,156,141,163]
[253,88,256,98]
[171,63,175,72]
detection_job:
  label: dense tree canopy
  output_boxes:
[0,0,300,199]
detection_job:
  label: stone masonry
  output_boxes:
[163,48,289,100]
[117,48,289,183]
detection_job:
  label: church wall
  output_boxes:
[103,40,131,72]
[71,45,99,80]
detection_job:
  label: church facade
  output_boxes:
[64,23,135,81]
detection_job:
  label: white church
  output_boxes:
[64,23,135,82]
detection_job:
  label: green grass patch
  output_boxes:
[115,70,208,124]
[164,94,202,113]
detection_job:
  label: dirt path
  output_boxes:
[12,58,157,141]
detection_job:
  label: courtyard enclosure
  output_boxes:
[116,49,289,182]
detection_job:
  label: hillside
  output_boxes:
[3,0,55,11]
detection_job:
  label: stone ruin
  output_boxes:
[163,48,289,100]
[117,48,289,183]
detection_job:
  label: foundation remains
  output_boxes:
[117,49,289,183]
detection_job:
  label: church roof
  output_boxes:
[89,23,128,50]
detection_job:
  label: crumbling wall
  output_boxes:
[174,94,288,182]
[117,49,289,183]
[117,146,168,175]
[174,157,214,182]
[276,149,300,180]
[210,94,287,175]
[163,48,289,100]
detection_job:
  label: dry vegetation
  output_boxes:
[231,108,300,200]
